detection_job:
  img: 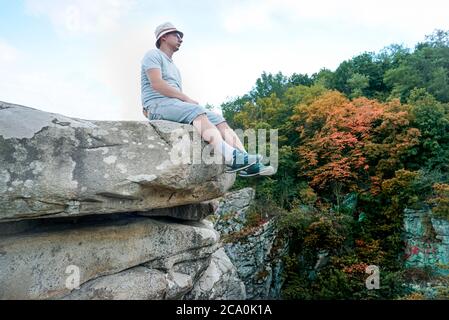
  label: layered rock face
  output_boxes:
[0,101,247,300]
[211,188,288,300]
[404,208,449,274]
[403,208,449,298]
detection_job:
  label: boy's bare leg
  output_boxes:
[216,122,246,152]
[192,115,260,170]
[192,114,226,150]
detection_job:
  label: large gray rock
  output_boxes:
[0,215,220,300]
[0,101,234,222]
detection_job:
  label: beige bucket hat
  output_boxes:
[155,22,184,48]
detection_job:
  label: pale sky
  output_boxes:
[1,0,449,121]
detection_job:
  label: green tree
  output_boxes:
[250,71,289,100]
[347,73,370,98]
[407,88,449,170]
[331,52,392,99]
[311,68,335,89]
[289,73,314,87]
[385,29,449,103]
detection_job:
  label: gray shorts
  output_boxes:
[144,98,226,126]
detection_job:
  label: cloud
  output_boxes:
[0,68,122,121]
[93,25,155,120]
[0,39,122,120]
[221,1,277,33]
[0,39,22,63]
[177,41,347,108]
[25,0,136,35]
[221,0,449,37]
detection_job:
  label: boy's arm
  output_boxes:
[147,69,198,104]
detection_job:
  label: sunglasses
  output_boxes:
[167,32,183,40]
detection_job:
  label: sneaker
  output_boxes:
[238,163,276,177]
[225,150,262,173]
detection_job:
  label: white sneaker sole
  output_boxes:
[225,159,258,173]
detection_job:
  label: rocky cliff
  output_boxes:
[403,208,449,298]
[0,101,247,300]
[210,188,288,299]
[404,208,449,273]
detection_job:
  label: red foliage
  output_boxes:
[293,93,421,194]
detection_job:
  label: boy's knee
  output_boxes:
[192,113,208,123]
[217,121,230,130]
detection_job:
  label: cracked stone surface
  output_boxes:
[0,101,235,222]
[404,208,449,275]
[184,248,246,300]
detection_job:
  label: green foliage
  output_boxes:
[422,29,449,48]
[330,51,393,100]
[381,169,421,209]
[385,30,449,103]
[311,68,335,89]
[250,72,289,100]
[289,73,314,87]
[407,88,449,171]
[220,95,252,128]
[428,183,449,220]
[347,73,370,98]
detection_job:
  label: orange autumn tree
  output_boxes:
[291,91,421,200]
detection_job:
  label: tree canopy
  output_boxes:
[221,29,449,300]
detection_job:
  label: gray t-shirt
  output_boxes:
[141,49,182,108]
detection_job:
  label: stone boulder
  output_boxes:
[0,101,234,222]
